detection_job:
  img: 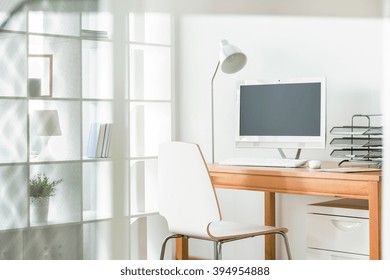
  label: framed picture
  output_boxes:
[28,54,53,97]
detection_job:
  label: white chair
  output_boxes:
[158,141,292,260]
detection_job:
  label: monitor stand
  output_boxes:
[278,148,302,160]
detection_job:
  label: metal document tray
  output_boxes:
[330,126,382,135]
[329,115,382,167]
[330,148,382,159]
[330,137,382,148]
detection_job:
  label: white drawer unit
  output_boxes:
[306,198,369,260]
[306,248,369,260]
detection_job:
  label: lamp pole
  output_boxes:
[210,39,246,164]
[211,61,220,163]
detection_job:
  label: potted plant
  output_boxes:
[29,173,63,223]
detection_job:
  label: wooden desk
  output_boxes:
[175,162,382,260]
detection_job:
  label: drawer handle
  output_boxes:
[331,220,361,232]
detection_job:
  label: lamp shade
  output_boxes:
[219,39,247,74]
[31,110,62,136]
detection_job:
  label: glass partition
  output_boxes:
[0,0,173,260]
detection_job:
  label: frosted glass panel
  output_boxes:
[0,33,27,97]
[130,159,158,214]
[24,225,82,259]
[0,8,26,32]
[83,161,113,220]
[0,166,28,230]
[0,230,24,259]
[28,11,80,36]
[129,12,170,45]
[83,221,112,260]
[130,45,171,100]
[30,162,81,225]
[82,40,113,99]
[0,100,27,163]
[82,11,112,38]
[130,103,171,157]
[29,100,81,162]
[29,35,81,98]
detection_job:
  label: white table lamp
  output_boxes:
[31,110,62,160]
[211,39,247,162]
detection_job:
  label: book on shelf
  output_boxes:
[87,122,112,158]
[81,29,109,39]
[101,123,112,157]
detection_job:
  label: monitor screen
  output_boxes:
[236,77,326,149]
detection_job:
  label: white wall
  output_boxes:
[176,15,384,259]
[381,0,390,260]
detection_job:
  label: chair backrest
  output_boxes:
[158,141,221,239]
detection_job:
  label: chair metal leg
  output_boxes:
[162,232,291,260]
[214,241,222,260]
[160,234,183,260]
[276,232,292,260]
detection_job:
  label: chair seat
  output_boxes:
[207,220,288,241]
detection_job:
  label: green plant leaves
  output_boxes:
[29,173,63,198]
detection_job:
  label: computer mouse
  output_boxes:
[308,160,322,169]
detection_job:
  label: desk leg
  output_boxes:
[176,238,188,260]
[264,192,276,260]
[369,182,381,260]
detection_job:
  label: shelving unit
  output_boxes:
[0,5,113,259]
[128,11,173,260]
[0,3,173,260]
[329,114,382,167]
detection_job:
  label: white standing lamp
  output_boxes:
[211,39,247,163]
[31,110,62,160]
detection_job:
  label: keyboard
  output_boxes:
[219,157,307,168]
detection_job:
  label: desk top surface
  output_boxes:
[208,161,382,182]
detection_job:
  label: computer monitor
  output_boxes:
[236,77,326,150]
